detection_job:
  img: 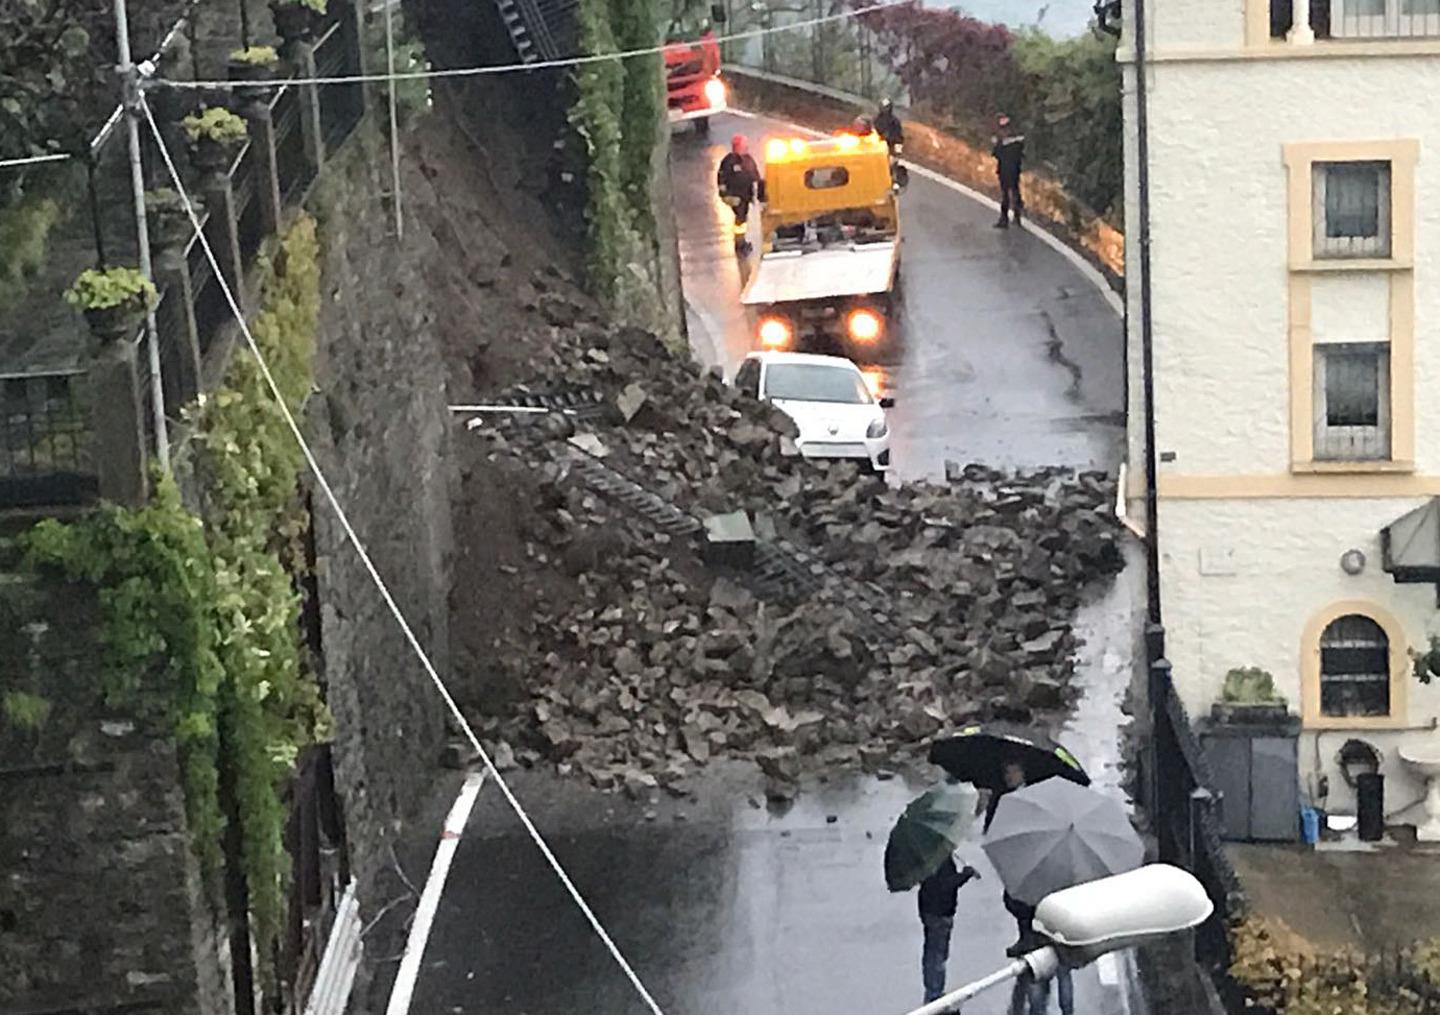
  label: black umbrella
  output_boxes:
[928,722,1090,791]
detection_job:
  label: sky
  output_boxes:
[932,0,1093,38]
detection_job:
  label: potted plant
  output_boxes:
[65,266,159,343]
[1212,666,1289,724]
[145,189,193,269]
[183,107,249,175]
[1414,635,1440,684]
[228,45,280,103]
[270,0,326,51]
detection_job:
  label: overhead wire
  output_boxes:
[137,94,669,1015]
[150,0,905,90]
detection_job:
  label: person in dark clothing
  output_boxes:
[874,99,904,151]
[991,113,1025,229]
[918,855,980,1003]
[716,133,764,254]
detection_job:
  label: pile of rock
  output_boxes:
[468,286,1125,797]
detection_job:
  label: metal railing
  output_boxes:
[5,3,367,509]
[0,371,97,508]
[1145,624,1248,1010]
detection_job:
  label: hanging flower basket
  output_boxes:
[145,189,194,269]
[228,46,280,103]
[65,266,158,344]
[183,107,249,175]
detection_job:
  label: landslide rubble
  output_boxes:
[463,279,1125,799]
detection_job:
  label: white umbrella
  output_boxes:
[981,778,1143,906]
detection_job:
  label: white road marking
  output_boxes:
[384,771,487,1015]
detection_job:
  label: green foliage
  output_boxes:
[1413,635,1440,685]
[183,107,250,145]
[1222,667,1285,705]
[1010,29,1123,221]
[364,6,432,123]
[189,214,327,962]
[1231,916,1440,1013]
[230,46,280,66]
[64,265,158,311]
[570,0,630,301]
[570,0,669,301]
[610,0,664,224]
[0,190,63,311]
[0,0,104,159]
[25,215,326,975]
[3,691,52,730]
[24,475,228,878]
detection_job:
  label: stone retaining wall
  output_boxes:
[726,69,1125,290]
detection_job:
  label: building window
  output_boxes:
[1319,615,1391,718]
[1312,161,1391,259]
[1329,0,1440,37]
[1313,343,1390,460]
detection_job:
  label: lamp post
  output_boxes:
[898,865,1215,1015]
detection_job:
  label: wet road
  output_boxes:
[405,113,1140,1015]
[408,760,1138,1015]
[675,112,1124,482]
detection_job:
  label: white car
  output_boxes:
[732,351,893,471]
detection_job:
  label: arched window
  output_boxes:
[1319,614,1391,718]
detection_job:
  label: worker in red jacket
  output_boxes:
[717,133,765,254]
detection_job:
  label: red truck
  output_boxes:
[664,3,728,134]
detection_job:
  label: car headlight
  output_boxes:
[866,418,888,439]
[704,77,727,107]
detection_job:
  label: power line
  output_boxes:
[137,94,668,1015]
[151,0,905,91]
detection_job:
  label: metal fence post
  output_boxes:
[1150,657,1174,861]
[296,42,326,172]
[241,100,283,236]
[201,172,247,314]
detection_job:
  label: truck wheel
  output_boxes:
[695,117,711,137]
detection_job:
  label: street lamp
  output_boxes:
[900,865,1214,1015]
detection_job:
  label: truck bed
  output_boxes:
[740,241,898,307]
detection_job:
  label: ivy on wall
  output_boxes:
[569,0,680,325]
[570,0,633,302]
[22,214,328,968]
[609,0,663,227]
[25,474,228,877]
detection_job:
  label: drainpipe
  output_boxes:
[1133,0,1162,627]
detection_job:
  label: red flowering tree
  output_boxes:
[853,1,1023,143]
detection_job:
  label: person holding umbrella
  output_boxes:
[884,775,982,1004]
[985,776,1145,1015]
[919,852,981,1003]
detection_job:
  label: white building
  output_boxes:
[1121,0,1440,824]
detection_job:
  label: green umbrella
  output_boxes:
[884,781,977,892]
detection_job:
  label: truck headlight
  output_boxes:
[866,418,888,439]
[759,317,791,348]
[704,77,727,107]
[848,308,882,342]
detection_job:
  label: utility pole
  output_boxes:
[384,0,404,240]
[114,0,171,471]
